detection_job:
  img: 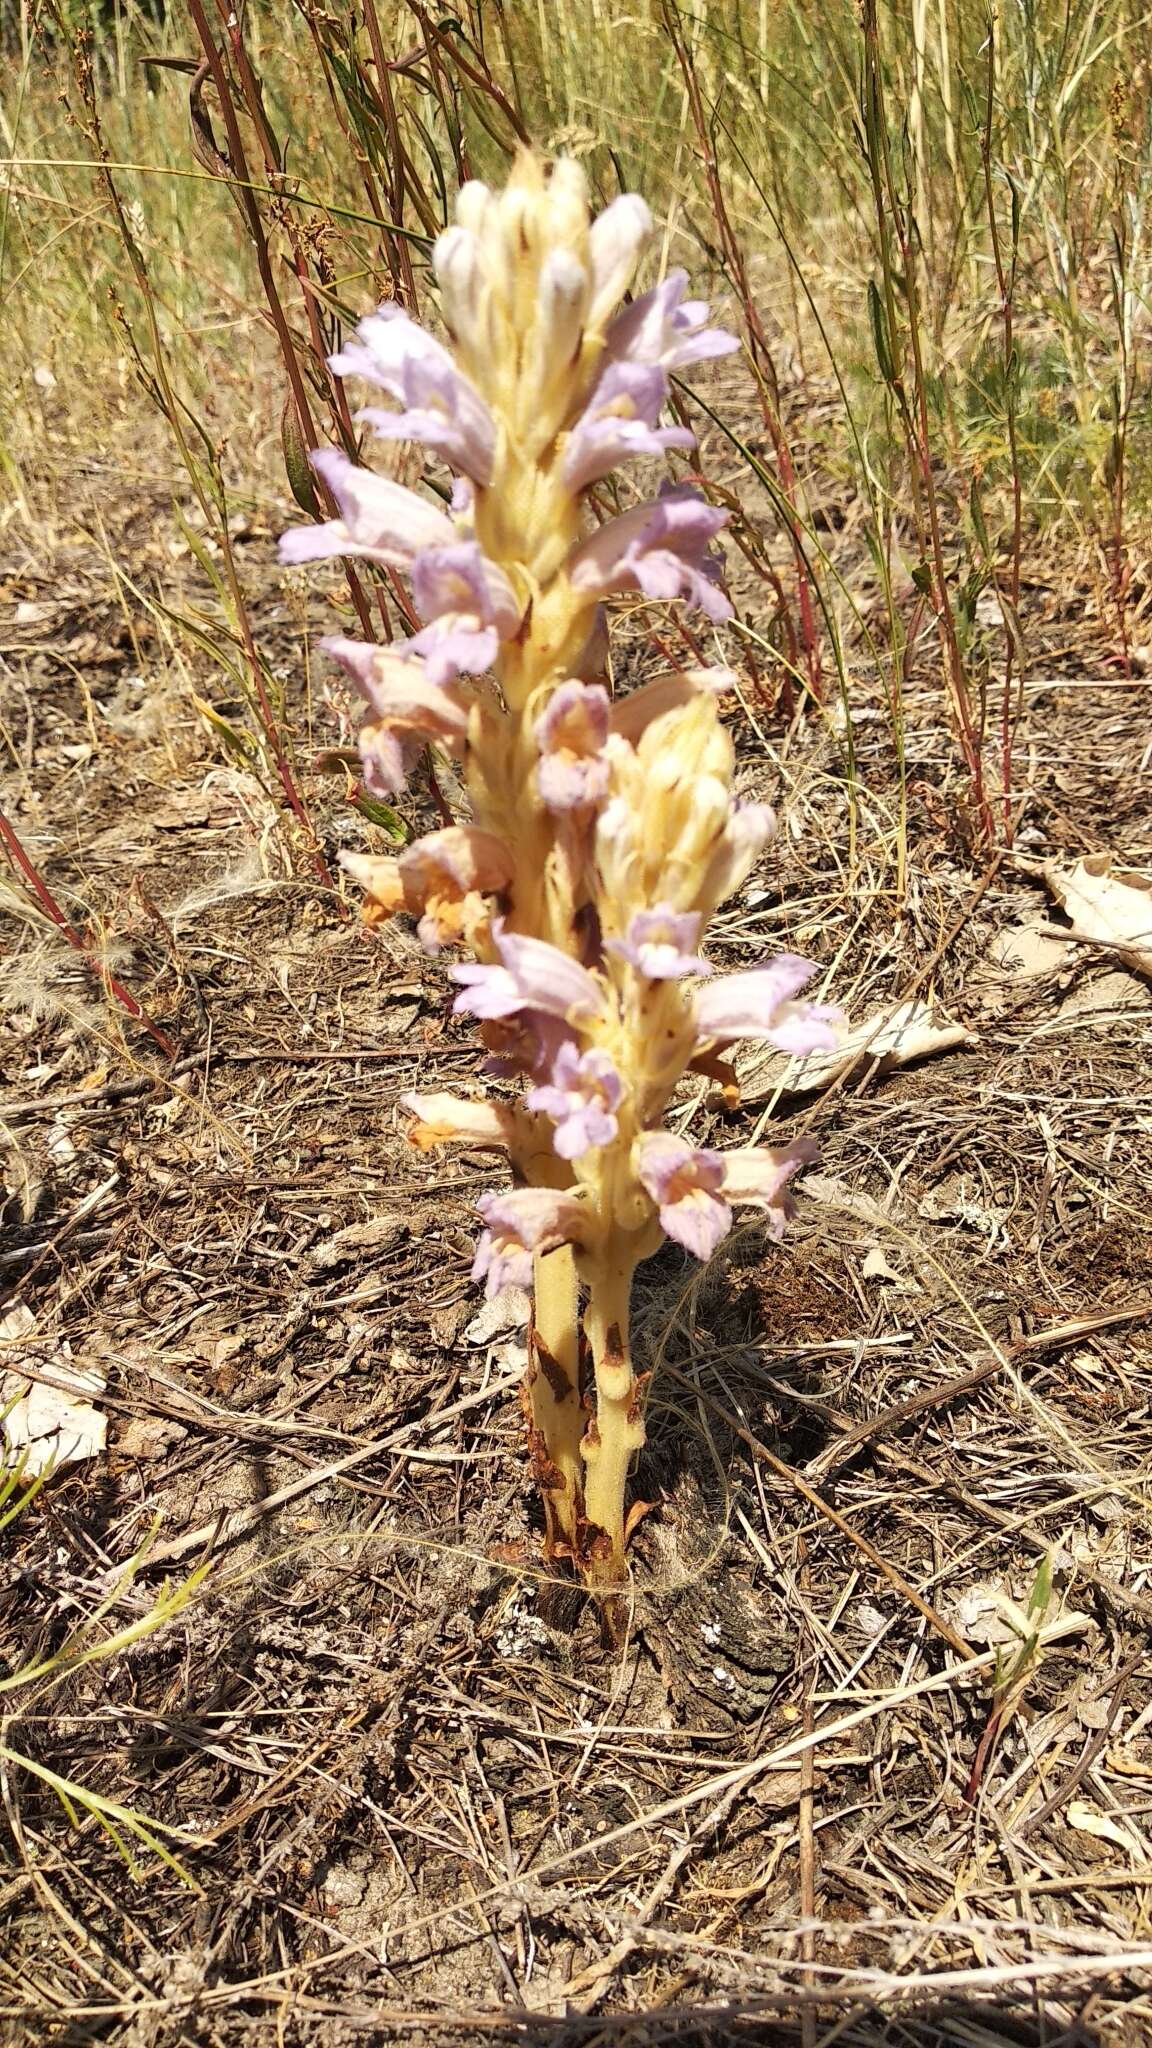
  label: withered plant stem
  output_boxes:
[981,17,1026,842]
[663,0,823,704]
[861,0,992,842]
[0,806,177,1060]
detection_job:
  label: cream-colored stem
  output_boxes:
[580,1248,645,1588]
[528,1244,585,1557]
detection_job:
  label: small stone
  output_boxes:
[321,1865,366,1911]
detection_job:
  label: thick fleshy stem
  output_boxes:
[579,1247,647,1589]
[526,1245,586,1559]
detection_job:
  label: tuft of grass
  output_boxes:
[0,1487,212,1889]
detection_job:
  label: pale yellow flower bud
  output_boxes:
[593,794,642,920]
[546,156,592,247]
[636,695,733,788]
[535,250,590,372]
[433,226,486,359]
[657,774,733,901]
[455,179,495,236]
[587,194,653,329]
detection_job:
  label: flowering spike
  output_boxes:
[281,157,844,1597]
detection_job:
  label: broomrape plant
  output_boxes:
[282,156,844,1594]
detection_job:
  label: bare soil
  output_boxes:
[3,407,1152,2047]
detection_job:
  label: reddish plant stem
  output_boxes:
[668,393,801,704]
[0,808,177,1060]
[189,0,319,459]
[406,2,532,151]
[663,1,822,702]
[200,0,384,645]
[404,11,470,182]
[962,1702,1004,1805]
[65,21,337,889]
[180,7,372,881]
[296,0,393,238]
[360,0,424,307]
[1106,228,1134,680]
[206,0,429,653]
[861,0,991,842]
[726,523,800,714]
[1109,405,1132,679]
[981,22,1024,841]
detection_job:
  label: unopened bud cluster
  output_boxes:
[282,157,843,1587]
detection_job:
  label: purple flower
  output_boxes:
[279,448,455,569]
[403,542,521,683]
[452,921,603,1027]
[472,1187,588,1296]
[569,483,732,622]
[527,1044,623,1159]
[319,636,469,796]
[330,304,497,485]
[603,270,739,374]
[692,956,845,1055]
[719,1138,821,1241]
[636,1130,821,1261]
[635,1132,731,1259]
[533,681,612,812]
[359,724,410,798]
[606,905,711,979]
[561,362,694,491]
